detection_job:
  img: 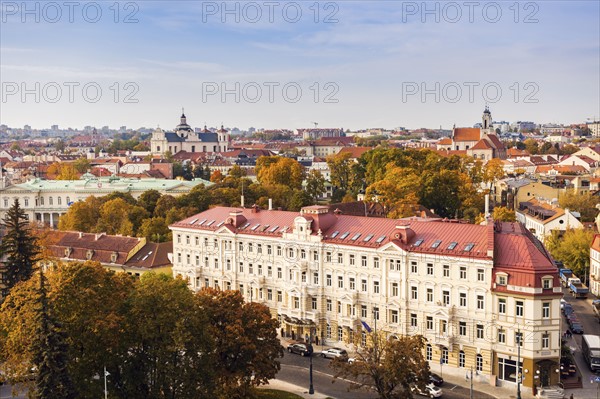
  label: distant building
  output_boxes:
[151,112,230,155]
[516,198,583,240]
[297,128,344,141]
[588,121,600,138]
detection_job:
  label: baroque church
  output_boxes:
[437,107,506,160]
[151,112,230,155]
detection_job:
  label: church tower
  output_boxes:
[482,106,493,137]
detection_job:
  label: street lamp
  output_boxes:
[309,327,314,395]
[516,329,522,399]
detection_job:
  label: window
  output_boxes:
[49,197,53,205]
[349,255,355,266]
[300,249,306,259]
[411,261,418,273]
[440,320,447,335]
[267,265,272,276]
[498,298,506,314]
[338,276,344,288]
[177,234,181,244]
[277,267,282,279]
[361,331,367,346]
[542,333,549,349]
[441,348,448,364]
[497,274,507,285]
[411,286,418,300]
[459,292,467,307]
[542,302,550,318]
[361,256,367,267]
[326,252,332,262]
[25,198,30,206]
[249,264,254,275]
[426,316,433,330]
[460,267,467,279]
[326,299,332,311]
[426,345,432,361]
[477,295,484,310]
[391,282,399,296]
[427,263,433,275]
[277,246,282,256]
[374,257,379,268]
[40,197,44,206]
[186,235,190,245]
[293,297,299,309]
[277,291,282,302]
[516,301,524,317]
[326,274,332,286]
[195,255,200,266]
[498,329,506,344]
[427,288,433,302]
[361,279,367,291]
[542,278,552,289]
[349,277,355,290]
[442,290,450,306]
[313,272,319,285]
[177,253,181,263]
[477,324,484,339]
[459,321,467,336]
[390,310,399,323]
[459,351,465,368]
[311,297,317,310]
[476,354,483,372]
[373,281,380,294]
[373,307,379,320]
[443,265,450,277]
[313,251,318,261]
[361,305,367,318]
[338,327,343,341]
[326,324,331,339]
[257,244,262,254]
[337,253,343,263]
[411,313,417,327]
[267,245,272,255]
[337,301,341,313]
[477,269,484,281]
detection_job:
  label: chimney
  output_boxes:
[78,232,83,238]
[485,194,490,218]
[268,198,273,211]
[241,195,245,208]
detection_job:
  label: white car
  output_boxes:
[412,383,443,398]
[320,347,349,360]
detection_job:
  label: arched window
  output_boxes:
[476,354,483,372]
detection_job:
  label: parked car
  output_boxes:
[429,373,444,386]
[320,347,349,360]
[563,304,574,315]
[287,343,313,357]
[569,323,584,334]
[412,383,443,398]
[347,357,363,364]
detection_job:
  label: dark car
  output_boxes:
[429,373,444,386]
[570,323,584,334]
[287,343,313,356]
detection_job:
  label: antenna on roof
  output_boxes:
[311,122,318,129]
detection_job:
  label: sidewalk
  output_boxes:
[264,379,331,399]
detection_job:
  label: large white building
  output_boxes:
[150,113,230,155]
[590,234,600,297]
[170,205,562,392]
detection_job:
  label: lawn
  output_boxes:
[257,389,304,399]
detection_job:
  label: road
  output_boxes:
[0,384,26,399]
[562,289,600,393]
[278,349,496,399]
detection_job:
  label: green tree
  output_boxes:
[32,270,76,399]
[305,170,326,203]
[57,196,101,233]
[73,158,91,174]
[492,206,516,222]
[524,138,539,155]
[96,198,134,236]
[153,195,178,218]
[256,156,304,190]
[196,288,283,399]
[326,152,354,195]
[558,189,600,222]
[366,166,420,218]
[330,333,430,399]
[545,229,595,285]
[137,190,162,215]
[0,199,40,299]
[138,217,171,242]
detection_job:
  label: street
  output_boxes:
[0,384,26,399]
[277,349,496,399]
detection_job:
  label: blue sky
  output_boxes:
[1,1,599,130]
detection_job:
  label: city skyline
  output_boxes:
[1,1,599,130]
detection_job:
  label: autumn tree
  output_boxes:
[482,158,505,192]
[545,228,595,284]
[138,217,171,242]
[210,170,224,183]
[57,196,101,233]
[0,199,40,299]
[330,333,430,399]
[366,166,420,218]
[326,152,355,197]
[196,288,283,399]
[96,198,134,236]
[256,156,304,190]
[492,206,517,222]
[305,170,326,203]
[559,189,600,222]
[73,157,91,174]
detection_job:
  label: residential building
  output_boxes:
[170,205,562,392]
[590,234,600,297]
[516,198,583,241]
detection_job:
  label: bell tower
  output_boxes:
[482,105,493,136]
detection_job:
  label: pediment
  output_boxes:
[378,241,406,254]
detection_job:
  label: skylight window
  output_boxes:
[269,225,279,233]
[216,221,224,228]
[241,222,251,229]
[331,231,340,238]
[189,218,198,225]
[280,226,288,233]
[205,220,215,227]
[431,240,442,248]
[447,242,458,250]
[464,243,475,251]
[340,232,350,239]
[363,234,374,242]
[261,224,270,232]
[375,235,386,243]
[350,233,361,241]
[197,219,207,226]
[251,224,260,231]
[414,239,424,247]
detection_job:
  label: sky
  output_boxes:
[1,1,599,131]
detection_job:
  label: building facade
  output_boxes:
[170,205,562,391]
[150,113,230,155]
[590,235,600,297]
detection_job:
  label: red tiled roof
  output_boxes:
[338,147,372,159]
[485,134,506,150]
[471,139,492,150]
[437,138,452,145]
[49,231,142,264]
[592,234,600,252]
[453,128,480,142]
[125,242,173,269]
[507,148,529,157]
